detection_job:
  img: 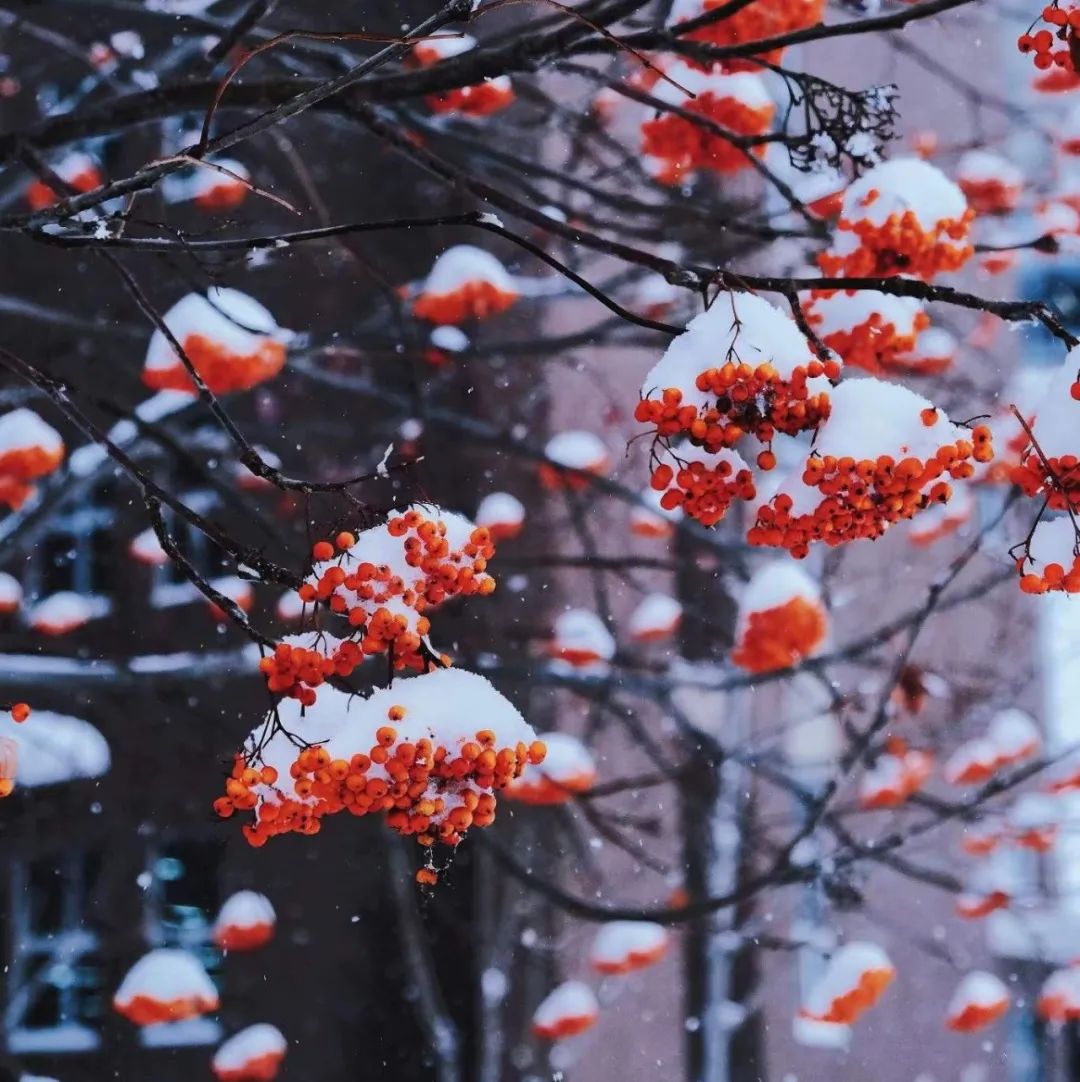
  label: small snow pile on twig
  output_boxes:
[130,527,169,566]
[858,740,933,809]
[189,159,251,213]
[1038,967,1080,1021]
[945,708,1041,786]
[1007,792,1060,851]
[630,485,684,537]
[411,34,515,117]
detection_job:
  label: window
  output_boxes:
[5,852,103,1055]
[30,500,115,600]
[1017,259,1080,365]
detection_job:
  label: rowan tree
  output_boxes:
[1,1,1080,1081]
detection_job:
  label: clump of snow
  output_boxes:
[839,158,967,230]
[130,527,169,566]
[1038,967,1080,1020]
[0,710,109,787]
[29,592,106,635]
[430,325,470,353]
[737,561,820,627]
[275,590,306,622]
[476,492,525,538]
[419,246,514,298]
[650,63,772,111]
[801,942,895,1024]
[0,408,63,456]
[630,486,684,536]
[642,293,824,414]
[549,608,616,665]
[531,980,600,1040]
[208,576,253,614]
[589,921,669,974]
[957,151,1021,186]
[113,948,219,1025]
[988,708,1040,764]
[946,971,1010,1031]
[629,593,683,641]
[544,430,609,472]
[804,379,958,464]
[809,290,924,339]
[944,738,1001,786]
[212,1024,287,1081]
[142,289,291,395]
[213,891,276,951]
[0,571,23,613]
[144,289,289,373]
[412,31,477,64]
[507,731,596,803]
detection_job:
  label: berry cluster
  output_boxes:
[1017,6,1080,72]
[648,453,757,528]
[818,205,975,280]
[218,702,546,861]
[675,0,826,71]
[731,595,827,672]
[426,80,514,118]
[264,509,496,704]
[641,92,774,182]
[635,359,839,458]
[749,424,993,557]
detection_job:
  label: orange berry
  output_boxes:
[336,531,356,549]
[10,702,29,723]
[312,540,334,561]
